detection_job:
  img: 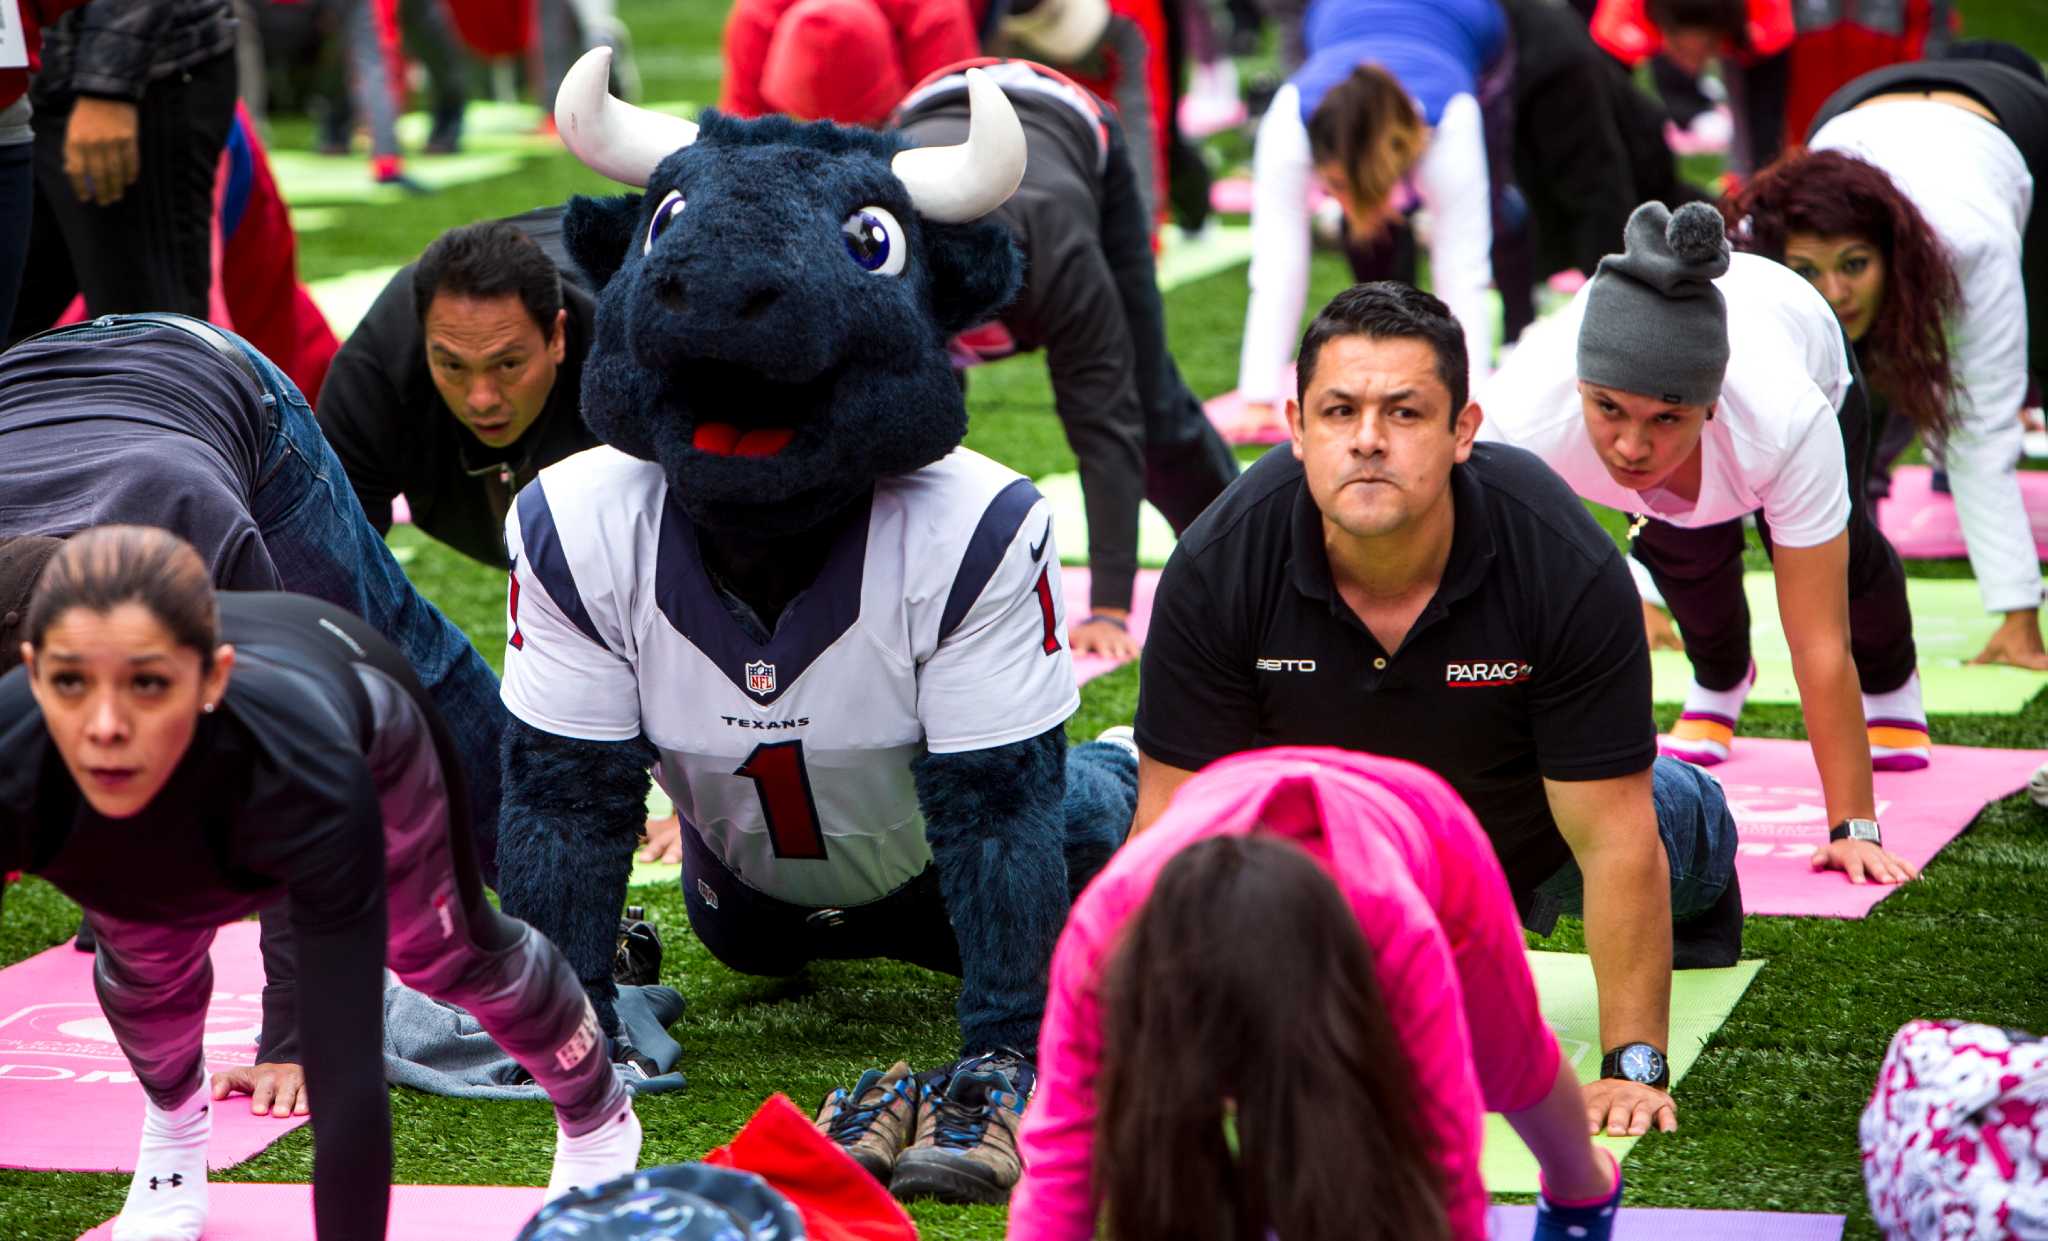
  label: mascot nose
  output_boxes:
[740,286,780,321]
[653,274,688,315]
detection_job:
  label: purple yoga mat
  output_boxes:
[78,1183,546,1240]
[1684,737,2044,919]
[1876,465,2048,560]
[0,922,308,1171]
[1487,1204,1843,1239]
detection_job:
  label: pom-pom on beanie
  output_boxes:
[1577,200,1732,407]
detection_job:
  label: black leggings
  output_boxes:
[1631,339,1918,695]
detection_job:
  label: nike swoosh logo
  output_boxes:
[1029,519,1050,562]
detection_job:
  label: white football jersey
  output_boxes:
[501,446,1080,908]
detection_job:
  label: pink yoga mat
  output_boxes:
[1487,1205,1842,1239]
[0,921,308,1172]
[1694,737,2045,919]
[78,1182,545,1240]
[1204,366,1296,446]
[1064,568,1161,685]
[1876,465,2048,560]
[1209,176,1332,216]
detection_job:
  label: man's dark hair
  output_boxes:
[1296,281,1468,424]
[412,221,564,335]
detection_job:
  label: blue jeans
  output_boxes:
[220,322,509,879]
[1526,756,1738,935]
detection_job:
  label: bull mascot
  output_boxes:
[494,49,1140,1205]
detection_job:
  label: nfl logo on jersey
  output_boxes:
[745,660,777,697]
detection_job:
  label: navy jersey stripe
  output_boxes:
[939,477,1043,643]
[515,480,608,651]
[652,490,872,706]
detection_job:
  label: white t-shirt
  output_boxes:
[501,446,1080,909]
[1238,83,1494,405]
[1477,252,1854,549]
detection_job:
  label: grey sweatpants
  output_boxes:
[84,664,625,1138]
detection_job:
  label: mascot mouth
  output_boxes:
[675,358,834,459]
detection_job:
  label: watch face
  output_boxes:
[1849,821,1881,842]
[1620,1044,1665,1083]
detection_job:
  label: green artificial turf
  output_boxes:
[3,8,2046,1238]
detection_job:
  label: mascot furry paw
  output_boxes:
[493,48,1138,1169]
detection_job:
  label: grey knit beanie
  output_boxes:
[1577,201,1731,407]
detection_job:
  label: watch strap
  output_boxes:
[1829,818,1882,845]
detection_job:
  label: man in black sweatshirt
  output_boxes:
[896,59,1239,659]
[316,209,602,568]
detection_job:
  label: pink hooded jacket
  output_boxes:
[1008,747,1562,1241]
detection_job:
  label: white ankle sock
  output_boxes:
[545,1101,642,1202]
[112,1089,210,1241]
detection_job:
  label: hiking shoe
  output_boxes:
[813,1061,918,1183]
[1673,869,1743,970]
[614,907,661,987]
[890,1050,1032,1205]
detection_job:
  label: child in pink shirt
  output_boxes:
[1009,746,1623,1241]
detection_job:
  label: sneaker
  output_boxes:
[1661,664,1757,768]
[1094,725,1137,763]
[1864,672,1930,772]
[890,1050,1032,1205]
[813,1061,918,1183]
[614,907,662,987]
[2029,761,2048,809]
[1672,869,1743,970]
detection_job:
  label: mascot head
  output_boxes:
[556,50,1025,537]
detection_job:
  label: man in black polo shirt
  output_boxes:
[1135,282,1740,1139]
[316,211,600,567]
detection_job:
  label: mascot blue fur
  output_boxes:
[492,48,1137,1177]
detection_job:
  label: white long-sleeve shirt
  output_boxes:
[1811,100,2042,613]
[1238,83,1494,407]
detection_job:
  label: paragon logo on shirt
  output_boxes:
[1445,660,1534,687]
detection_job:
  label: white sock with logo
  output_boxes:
[546,1100,642,1202]
[112,1087,210,1241]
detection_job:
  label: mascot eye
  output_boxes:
[840,206,906,276]
[643,190,686,255]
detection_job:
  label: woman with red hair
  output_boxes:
[1723,148,1960,489]
[1010,748,1624,1241]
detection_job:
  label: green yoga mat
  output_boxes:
[1650,574,2045,714]
[308,264,402,340]
[631,786,680,886]
[1481,952,1763,1193]
[268,150,526,205]
[1156,224,1254,292]
[1038,471,1179,569]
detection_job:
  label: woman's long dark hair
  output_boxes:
[1094,835,1450,1241]
[1724,148,1960,440]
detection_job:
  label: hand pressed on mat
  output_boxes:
[211,1062,309,1117]
[1070,609,1138,661]
[1810,838,1918,886]
[1582,1077,1677,1137]
[638,814,683,864]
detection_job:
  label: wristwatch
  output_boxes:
[1829,818,1883,845]
[1601,1042,1670,1090]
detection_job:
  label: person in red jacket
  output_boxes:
[719,0,978,126]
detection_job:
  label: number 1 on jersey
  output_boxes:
[735,740,828,861]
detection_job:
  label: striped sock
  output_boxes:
[1660,664,1755,767]
[1864,672,1930,772]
